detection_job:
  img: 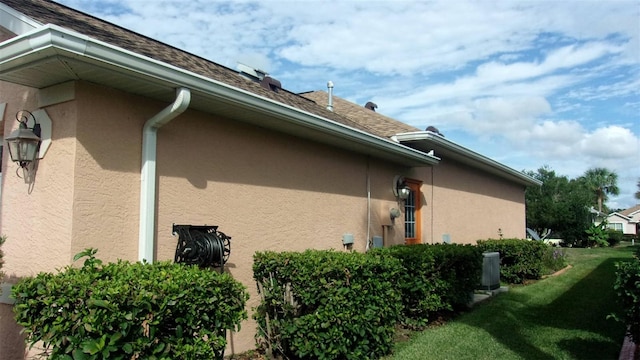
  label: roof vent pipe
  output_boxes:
[327,81,334,111]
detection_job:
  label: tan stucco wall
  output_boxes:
[411,160,526,245]
[0,82,79,359]
[154,112,407,352]
[0,83,78,277]
[0,82,407,356]
[0,81,527,357]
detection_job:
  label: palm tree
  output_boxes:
[635,178,640,201]
[581,168,620,213]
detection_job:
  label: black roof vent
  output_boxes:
[260,76,282,92]
[364,102,377,111]
[426,126,444,137]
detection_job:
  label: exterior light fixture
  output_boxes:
[393,175,411,200]
[5,111,41,169]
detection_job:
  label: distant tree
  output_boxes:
[525,166,592,246]
[580,167,620,213]
[635,178,640,201]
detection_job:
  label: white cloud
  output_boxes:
[580,126,640,160]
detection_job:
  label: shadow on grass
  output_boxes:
[458,247,636,360]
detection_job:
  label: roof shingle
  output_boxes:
[1,0,375,134]
[300,90,419,138]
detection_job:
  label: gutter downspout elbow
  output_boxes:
[139,87,191,262]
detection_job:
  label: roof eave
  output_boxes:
[0,24,439,167]
[393,131,542,186]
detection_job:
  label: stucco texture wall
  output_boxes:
[413,159,526,245]
[0,80,527,357]
[154,103,406,353]
[0,82,79,359]
[1,82,405,356]
[0,82,78,277]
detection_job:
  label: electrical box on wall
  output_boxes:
[342,233,354,245]
[442,234,451,244]
[372,236,383,248]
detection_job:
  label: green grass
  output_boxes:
[387,244,637,360]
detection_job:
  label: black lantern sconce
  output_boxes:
[5,111,41,170]
[393,175,411,200]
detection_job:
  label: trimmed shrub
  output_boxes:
[611,251,640,344]
[606,229,624,247]
[13,249,249,360]
[372,244,482,327]
[253,250,402,360]
[477,239,547,284]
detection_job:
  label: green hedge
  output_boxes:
[477,239,547,284]
[612,248,640,344]
[371,244,482,327]
[606,229,624,247]
[253,250,403,360]
[13,249,249,360]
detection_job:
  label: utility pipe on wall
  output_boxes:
[139,87,191,262]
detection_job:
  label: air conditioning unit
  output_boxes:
[481,252,500,290]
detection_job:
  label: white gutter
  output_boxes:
[139,87,191,262]
[393,131,542,187]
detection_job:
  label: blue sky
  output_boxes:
[58,0,640,209]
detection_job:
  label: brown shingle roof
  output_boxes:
[300,91,419,138]
[1,0,373,134]
[620,204,640,217]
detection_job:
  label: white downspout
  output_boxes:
[139,87,191,262]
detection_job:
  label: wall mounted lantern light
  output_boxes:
[5,111,41,169]
[393,175,411,200]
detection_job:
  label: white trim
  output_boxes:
[394,131,541,186]
[0,3,42,36]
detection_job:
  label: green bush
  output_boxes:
[606,229,624,247]
[253,250,402,360]
[372,244,482,328]
[13,249,249,360]
[611,252,640,344]
[477,239,547,284]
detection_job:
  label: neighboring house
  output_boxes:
[606,205,640,236]
[0,0,540,357]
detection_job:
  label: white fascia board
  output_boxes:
[608,212,631,221]
[394,131,542,186]
[2,24,439,166]
[0,3,41,36]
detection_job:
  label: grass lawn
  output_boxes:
[387,244,637,360]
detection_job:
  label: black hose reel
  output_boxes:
[173,224,231,271]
